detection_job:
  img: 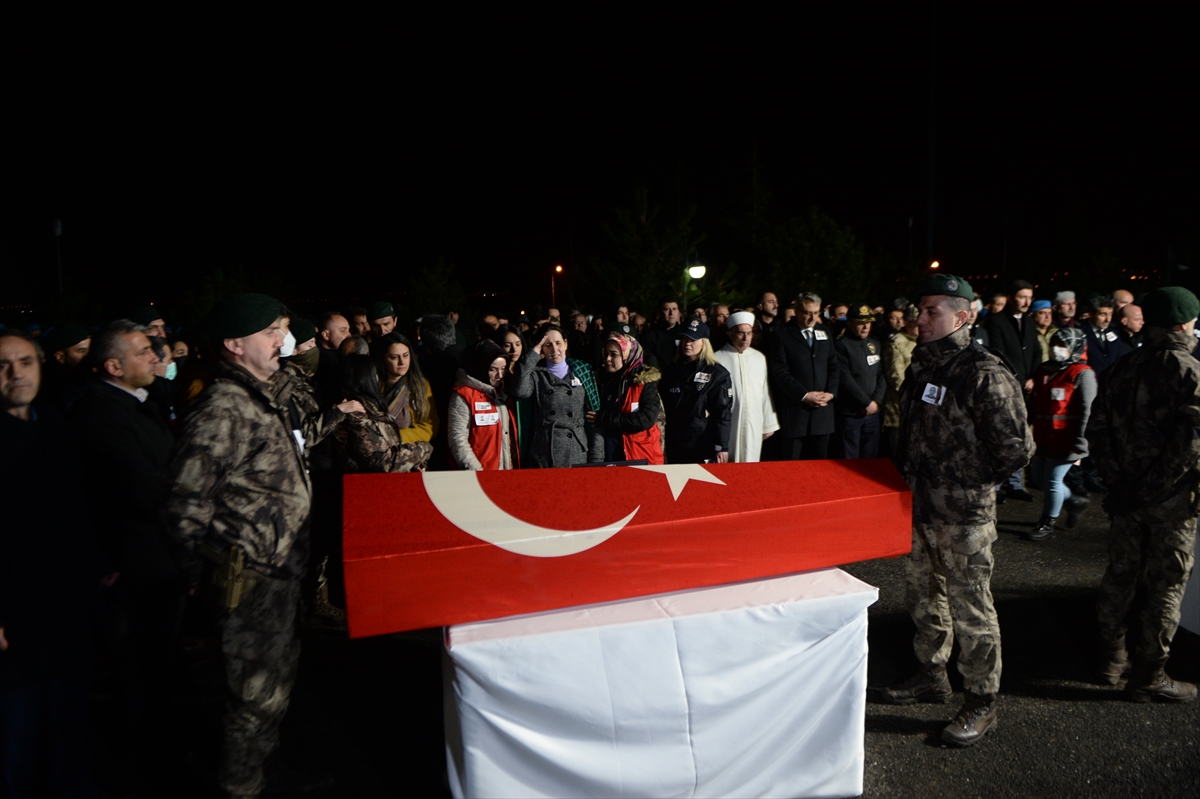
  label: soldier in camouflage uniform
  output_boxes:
[1087,286,1199,703]
[881,275,1035,747]
[166,295,340,797]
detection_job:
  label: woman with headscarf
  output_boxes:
[1026,327,1096,541]
[491,324,532,465]
[508,324,603,467]
[332,355,433,473]
[448,339,518,470]
[371,332,439,446]
[585,333,664,463]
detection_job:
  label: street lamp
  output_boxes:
[930,260,940,270]
[688,265,707,280]
[552,265,563,307]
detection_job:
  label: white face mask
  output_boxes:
[280,330,297,358]
[1052,346,1071,362]
[165,362,178,381]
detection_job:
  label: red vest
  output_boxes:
[452,385,518,471]
[621,383,664,465]
[1033,363,1089,452]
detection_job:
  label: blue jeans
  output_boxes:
[1031,458,1074,518]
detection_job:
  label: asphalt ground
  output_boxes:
[90,483,1199,798]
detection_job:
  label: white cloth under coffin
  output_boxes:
[444,567,877,799]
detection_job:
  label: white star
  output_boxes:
[631,464,726,501]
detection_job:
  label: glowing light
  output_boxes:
[688,265,707,279]
[555,265,563,273]
[930,261,940,270]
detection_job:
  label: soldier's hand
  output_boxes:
[0,627,8,651]
[338,400,366,415]
[714,451,730,464]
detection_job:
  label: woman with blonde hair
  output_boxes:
[659,320,732,464]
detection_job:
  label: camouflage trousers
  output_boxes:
[1096,489,1198,667]
[905,522,1002,695]
[217,575,301,799]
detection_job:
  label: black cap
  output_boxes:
[291,319,317,347]
[679,318,710,341]
[848,302,876,323]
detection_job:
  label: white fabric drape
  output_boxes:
[444,568,876,799]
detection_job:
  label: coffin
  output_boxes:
[343,459,911,637]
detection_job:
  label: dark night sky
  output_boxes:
[5,5,1197,316]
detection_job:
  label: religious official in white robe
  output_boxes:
[714,312,780,462]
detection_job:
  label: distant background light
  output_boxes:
[930,260,940,270]
[555,265,563,273]
[688,265,707,279]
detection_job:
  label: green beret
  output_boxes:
[367,301,395,320]
[913,274,974,303]
[291,318,317,347]
[207,294,283,340]
[128,306,164,326]
[43,322,90,353]
[1141,287,1200,328]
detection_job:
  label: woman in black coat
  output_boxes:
[659,320,733,464]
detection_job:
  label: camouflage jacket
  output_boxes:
[166,360,314,584]
[883,331,917,428]
[1086,327,1200,513]
[896,324,1034,525]
[332,398,433,474]
[280,358,345,457]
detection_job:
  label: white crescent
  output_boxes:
[422,471,640,558]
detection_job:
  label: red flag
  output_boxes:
[343,459,911,637]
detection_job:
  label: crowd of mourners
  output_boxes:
[0,279,1187,796]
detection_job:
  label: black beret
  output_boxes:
[207,294,283,340]
[291,319,317,347]
[367,301,395,320]
[129,306,164,326]
[913,274,974,303]
[1142,287,1200,328]
[43,322,90,352]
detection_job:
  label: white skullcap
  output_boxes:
[726,311,756,329]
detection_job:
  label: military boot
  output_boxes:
[1097,637,1131,686]
[941,692,998,747]
[1023,516,1057,541]
[879,664,952,705]
[1127,665,1198,703]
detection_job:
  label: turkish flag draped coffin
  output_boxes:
[342,459,912,637]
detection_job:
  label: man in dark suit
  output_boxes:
[983,280,1038,501]
[70,319,181,788]
[766,291,841,460]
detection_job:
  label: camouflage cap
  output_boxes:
[367,301,395,321]
[1141,286,1200,328]
[207,294,283,340]
[913,274,974,303]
